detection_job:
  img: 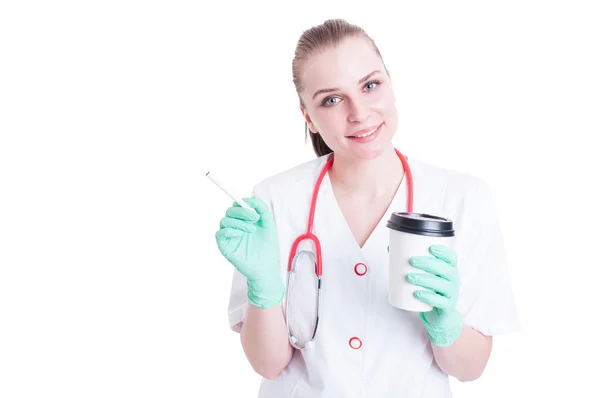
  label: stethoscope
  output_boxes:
[285,148,414,349]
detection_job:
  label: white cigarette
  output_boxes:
[206,170,253,211]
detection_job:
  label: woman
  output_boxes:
[215,19,519,397]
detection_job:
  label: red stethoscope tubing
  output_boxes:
[286,148,413,277]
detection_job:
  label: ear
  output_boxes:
[385,70,397,103]
[300,106,318,134]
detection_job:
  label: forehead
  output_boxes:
[300,37,384,93]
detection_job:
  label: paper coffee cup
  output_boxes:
[386,212,455,312]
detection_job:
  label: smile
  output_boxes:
[347,123,383,142]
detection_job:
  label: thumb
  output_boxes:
[233,196,274,226]
[243,196,270,215]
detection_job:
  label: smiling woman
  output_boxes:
[214,18,521,398]
[292,20,397,160]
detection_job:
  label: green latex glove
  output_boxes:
[407,244,463,347]
[215,197,285,309]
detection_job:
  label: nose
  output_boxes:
[347,98,370,124]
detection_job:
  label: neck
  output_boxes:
[329,146,404,200]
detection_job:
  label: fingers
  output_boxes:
[218,196,270,243]
[226,206,260,222]
[408,247,459,312]
[429,244,457,266]
[407,273,454,298]
[215,228,244,257]
[234,196,271,217]
[215,227,244,240]
[409,256,454,281]
[219,217,257,233]
[414,290,451,311]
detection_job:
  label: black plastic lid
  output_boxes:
[386,212,455,237]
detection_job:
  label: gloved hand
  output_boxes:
[215,197,285,309]
[406,244,463,347]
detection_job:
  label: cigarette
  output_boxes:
[206,171,253,211]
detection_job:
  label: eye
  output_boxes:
[364,80,381,91]
[322,96,341,107]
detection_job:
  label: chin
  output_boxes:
[347,136,394,160]
[334,144,388,162]
[355,146,389,160]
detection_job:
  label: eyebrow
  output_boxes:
[312,70,382,100]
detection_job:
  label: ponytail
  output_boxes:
[305,122,333,157]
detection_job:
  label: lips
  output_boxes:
[347,123,383,138]
[346,123,383,143]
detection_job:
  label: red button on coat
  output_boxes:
[349,337,362,349]
[354,262,367,276]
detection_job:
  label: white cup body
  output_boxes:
[388,229,453,312]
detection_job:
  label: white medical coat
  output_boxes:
[227,153,520,398]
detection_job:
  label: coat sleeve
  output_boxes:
[454,180,521,336]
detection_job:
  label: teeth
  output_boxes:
[353,127,377,138]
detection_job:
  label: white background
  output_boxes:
[1,1,599,397]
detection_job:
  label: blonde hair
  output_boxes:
[292,19,385,157]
